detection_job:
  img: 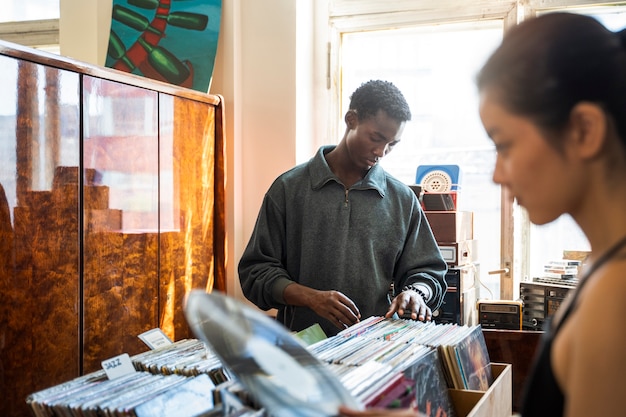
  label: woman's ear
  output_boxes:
[345,109,358,129]
[568,102,607,159]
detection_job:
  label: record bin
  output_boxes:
[26,355,512,417]
[450,363,512,417]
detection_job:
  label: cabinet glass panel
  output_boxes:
[0,54,80,416]
[81,76,159,372]
[158,94,216,339]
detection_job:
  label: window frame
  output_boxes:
[0,19,59,50]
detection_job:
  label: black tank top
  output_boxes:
[521,235,626,417]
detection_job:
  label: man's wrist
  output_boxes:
[402,283,431,303]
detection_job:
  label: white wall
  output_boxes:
[212,0,300,300]
[212,0,331,301]
[59,0,330,301]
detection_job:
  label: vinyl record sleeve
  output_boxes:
[184,290,363,417]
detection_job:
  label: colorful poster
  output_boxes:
[105,0,222,93]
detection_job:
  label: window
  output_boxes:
[1,0,60,22]
[341,20,503,300]
[0,0,60,53]
[332,0,626,301]
[527,6,626,280]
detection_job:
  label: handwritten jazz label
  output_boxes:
[101,353,136,379]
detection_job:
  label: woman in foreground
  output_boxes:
[341,11,626,417]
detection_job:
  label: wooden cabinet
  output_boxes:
[0,40,225,417]
[483,329,543,412]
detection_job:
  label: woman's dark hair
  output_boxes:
[477,12,626,147]
[349,80,412,123]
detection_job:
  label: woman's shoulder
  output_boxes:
[575,255,626,320]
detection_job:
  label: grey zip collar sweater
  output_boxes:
[238,145,447,336]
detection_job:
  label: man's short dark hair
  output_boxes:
[349,80,412,123]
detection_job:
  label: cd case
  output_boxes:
[184,290,364,417]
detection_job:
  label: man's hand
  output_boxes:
[311,289,361,330]
[283,284,361,330]
[385,289,431,322]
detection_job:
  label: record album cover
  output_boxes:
[403,348,457,417]
[453,325,493,391]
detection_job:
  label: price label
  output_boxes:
[138,328,173,350]
[101,353,136,379]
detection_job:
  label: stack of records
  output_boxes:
[184,290,362,417]
[308,316,492,413]
[26,371,217,417]
[184,294,494,416]
[28,292,496,417]
[132,338,229,384]
[538,259,581,283]
[26,339,231,416]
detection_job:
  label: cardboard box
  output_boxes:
[425,211,473,242]
[449,363,512,417]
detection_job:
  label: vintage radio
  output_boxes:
[477,300,523,330]
[519,281,574,330]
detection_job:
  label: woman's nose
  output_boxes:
[492,159,505,185]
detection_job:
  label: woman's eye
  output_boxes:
[494,142,509,155]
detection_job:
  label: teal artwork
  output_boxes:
[105,0,222,93]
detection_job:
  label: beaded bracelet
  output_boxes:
[402,284,428,301]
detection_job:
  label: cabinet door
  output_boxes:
[82,76,159,373]
[0,55,81,416]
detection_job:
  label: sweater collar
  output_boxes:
[310,145,386,197]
